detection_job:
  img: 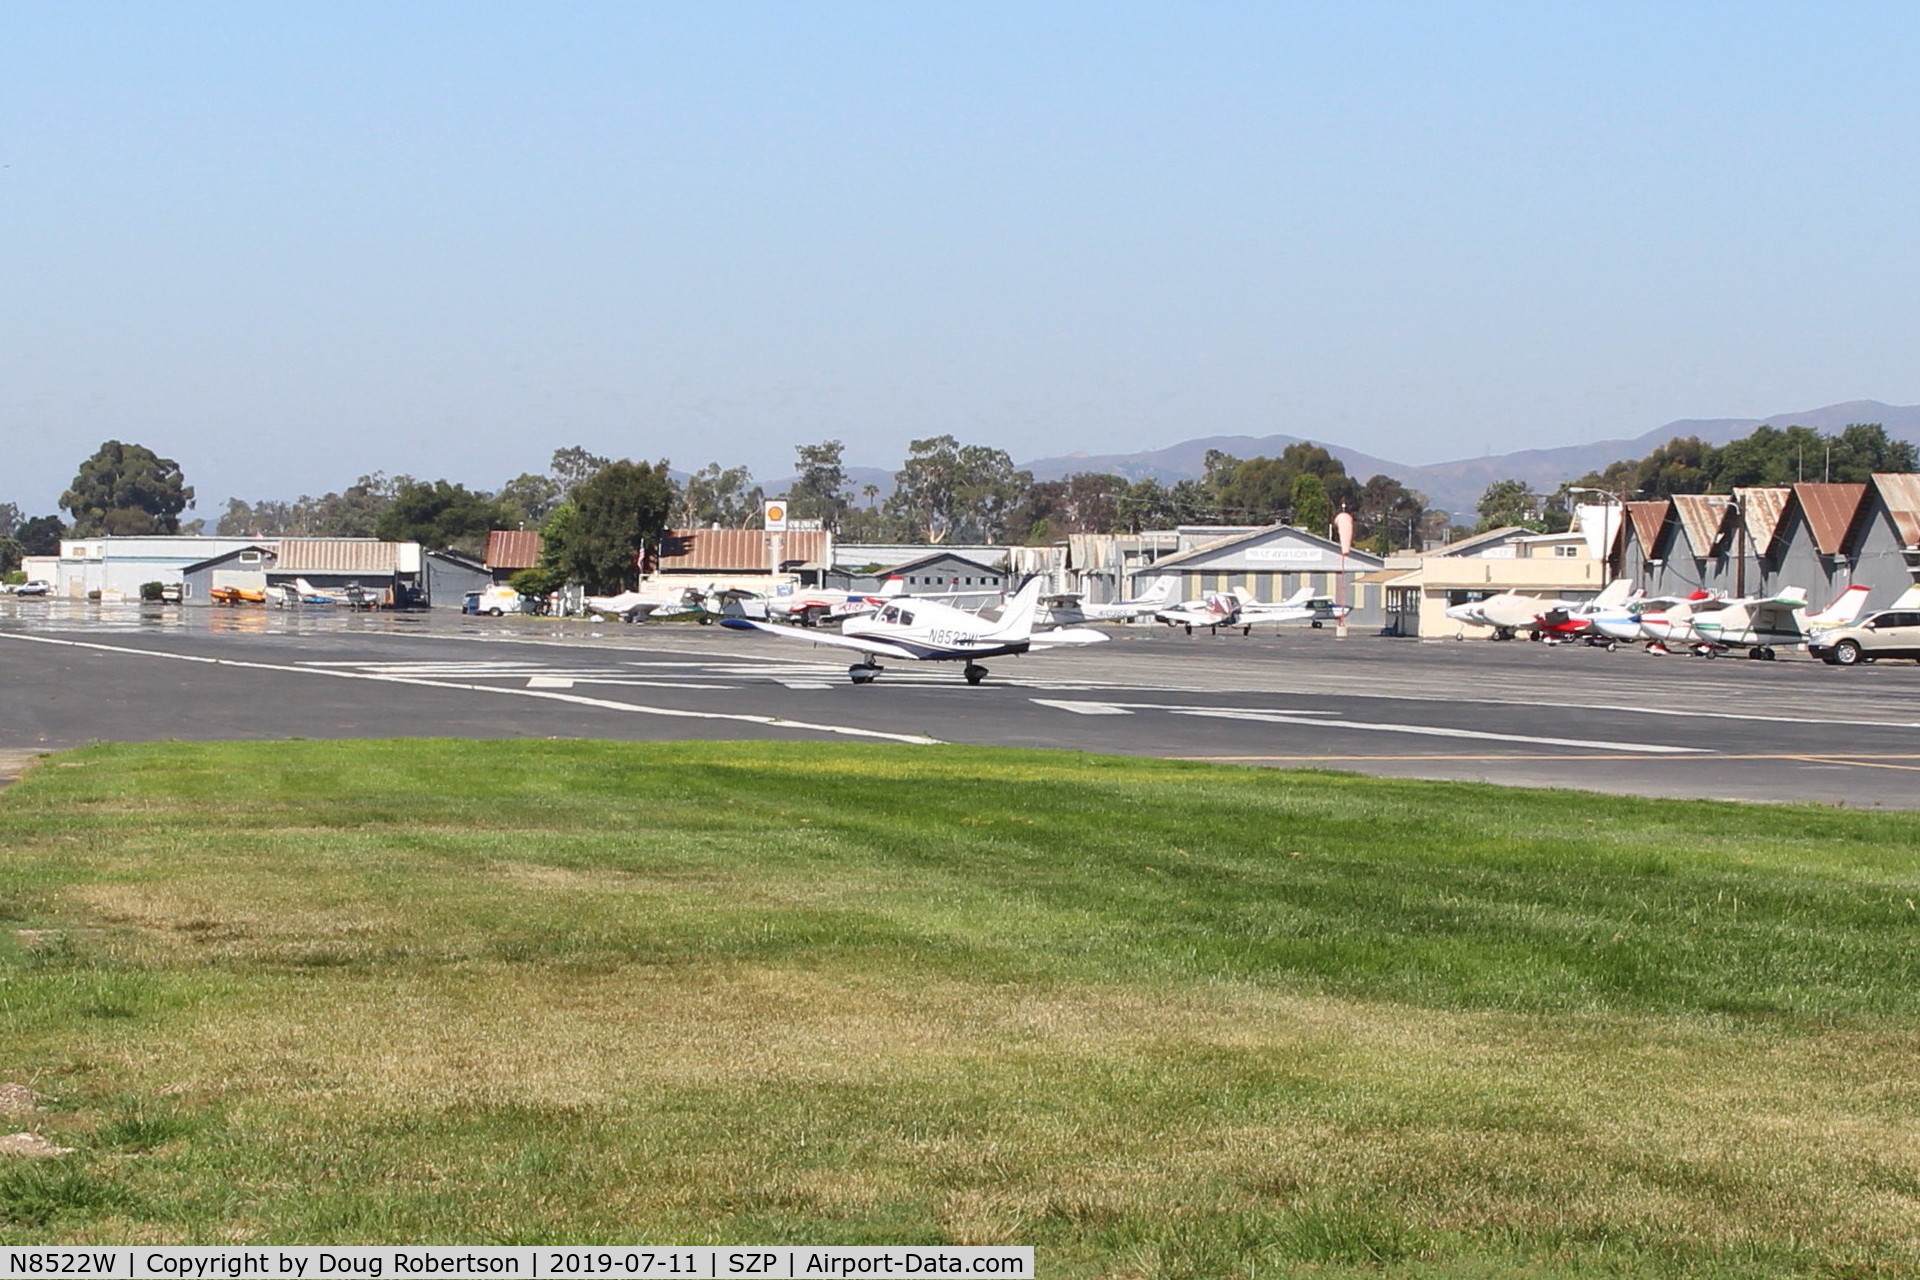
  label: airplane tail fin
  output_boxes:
[1593,578,1635,609]
[1130,576,1175,605]
[1231,586,1257,606]
[878,577,905,598]
[985,576,1046,640]
[1889,584,1920,611]
[1805,584,1871,626]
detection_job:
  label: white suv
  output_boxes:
[1808,610,1920,666]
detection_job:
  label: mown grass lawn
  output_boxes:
[1,739,1917,1277]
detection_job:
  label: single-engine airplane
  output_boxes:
[719,575,1107,684]
[1034,577,1177,627]
[1651,584,1871,659]
[1155,592,1242,635]
[1230,585,1352,631]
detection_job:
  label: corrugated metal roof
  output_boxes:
[1670,495,1730,557]
[656,528,830,572]
[1791,483,1868,556]
[484,530,544,570]
[1419,526,1528,558]
[271,539,403,574]
[1873,473,1920,548]
[1731,487,1790,554]
[1625,501,1670,554]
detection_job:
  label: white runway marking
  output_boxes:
[1030,699,1710,754]
[0,634,938,745]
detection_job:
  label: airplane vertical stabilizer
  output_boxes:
[984,577,1046,641]
[1804,584,1872,626]
[1592,579,1636,610]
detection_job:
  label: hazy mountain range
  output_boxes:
[1013,400,1920,516]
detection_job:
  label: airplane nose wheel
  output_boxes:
[963,663,989,685]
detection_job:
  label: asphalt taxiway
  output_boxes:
[4,600,1919,808]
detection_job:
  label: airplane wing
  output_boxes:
[1028,626,1111,648]
[717,617,944,662]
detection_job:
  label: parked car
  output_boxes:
[1808,609,1920,665]
[10,580,51,597]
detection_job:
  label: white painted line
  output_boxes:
[1030,698,1707,754]
[526,676,574,689]
[0,633,939,745]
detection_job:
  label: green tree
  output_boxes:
[0,503,20,540]
[679,463,763,528]
[14,515,66,556]
[1355,474,1426,549]
[374,479,511,554]
[294,473,402,537]
[887,436,1031,542]
[550,446,611,497]
[788,441,850,526]
[496,473,564,529]
[60,441,195,535]
[1290,473,1333,532]
[552,460,676,592]
[1475,479,1537,532]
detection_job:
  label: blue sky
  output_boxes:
[6,2,1919,516]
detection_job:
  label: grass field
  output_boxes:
[1,739,1917,1277]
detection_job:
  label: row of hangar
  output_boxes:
[26,475,1920,638]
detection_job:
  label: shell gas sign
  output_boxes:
[763,500,788,531]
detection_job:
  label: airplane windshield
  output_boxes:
[880,606,899,623]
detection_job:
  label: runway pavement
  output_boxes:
[4,598,1920,807]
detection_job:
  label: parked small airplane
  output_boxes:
[1588,591,1712,649]
[1155,591,1243,635]
[1230,586,1352,631]
[583,587,701,623]
[1445,580,1635,642]
[1653,584,1871,659]
[719,575,1108,684]
[208,586,267,605]
[272,579,371,608]
[1034,577,1177,627]
[763,579,905,627]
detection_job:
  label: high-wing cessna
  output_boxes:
[1035,576,1176,627]
[1588,590,1711,650]
[1155,591,1243,635]
[1230,586,1351,631]
[583,586,704,623]
[1649,585,1871,659]
[719,575,1107,684]
[272,578,373,608]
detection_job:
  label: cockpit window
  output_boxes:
[880,606,899,623]
[898,610,914,625]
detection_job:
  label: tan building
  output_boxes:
[1376,525,1612,638]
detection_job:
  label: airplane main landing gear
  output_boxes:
[963,663,989,685]
[1747,646,1777,660]
[849,659,883,684]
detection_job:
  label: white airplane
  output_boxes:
[272,578,372,608]
[719,575,1108,684]
[1155,591,1243,635]
[583,587,703,623]
[1229,586,1351,631]
[1588,591,1712,650]
[1652,585,1871,659]
[1035,576,1176,627]
[1445,580,1636,642]
[764,578,906,627]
